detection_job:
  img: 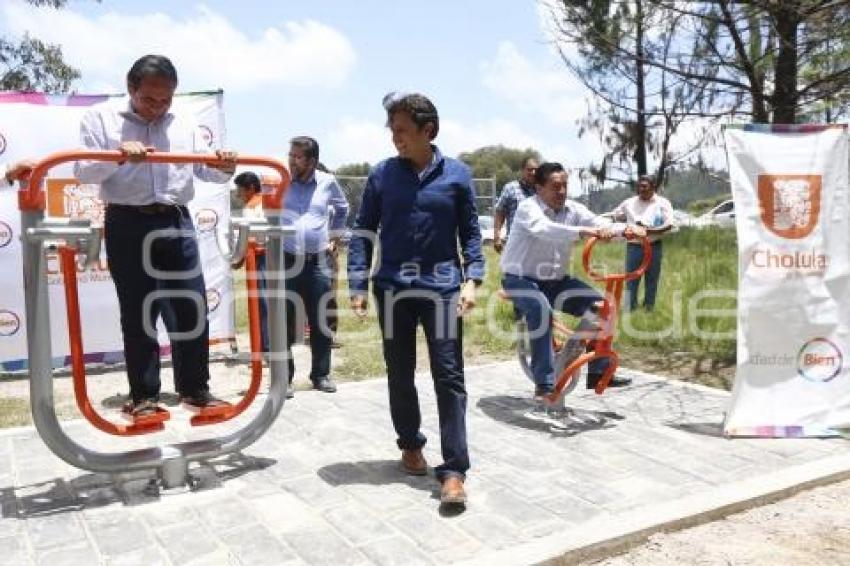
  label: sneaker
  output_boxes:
[286,383,295,399]
[122,398,159,418]
[179,391,231,411]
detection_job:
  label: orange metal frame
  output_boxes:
[542,235,652,403]
[30,149,290,435]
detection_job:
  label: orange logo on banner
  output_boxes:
[757,174,821,239]
[46,178,105,226]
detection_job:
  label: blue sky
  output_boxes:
[2,0,604,184]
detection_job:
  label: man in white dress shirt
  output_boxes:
[74,54,237,418]
[609,175,674,311]
[500,162,644,398]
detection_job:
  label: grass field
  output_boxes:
[233,226,738,388]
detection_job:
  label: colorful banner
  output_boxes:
[723,123,850,437]
[0,91,235,371]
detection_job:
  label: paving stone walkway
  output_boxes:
[0,361,847,565]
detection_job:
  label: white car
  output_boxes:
[696,199,735,228]
[478,215,495,245]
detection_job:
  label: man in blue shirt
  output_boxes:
[493,156,538,253]
[282,136,349,395]
[348,92,484,506]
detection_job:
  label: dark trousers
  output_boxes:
[502,273,608,392]
[626,241,663,310]
[283,252,333,383]
[255,251,269,352]
[104,205,210,403]
[374,288,469,481]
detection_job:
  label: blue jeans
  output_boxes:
[104,204,210,403]
[374,288,469,481]
[283,252,333,383]
[626,241,663,310]
[502,273,608,392]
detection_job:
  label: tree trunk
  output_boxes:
[771,3,800,123]
[635,0,648,175]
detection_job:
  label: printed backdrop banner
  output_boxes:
[723,124,850,437]
[0,91,235,371]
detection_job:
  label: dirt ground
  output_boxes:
[583,478,850,566]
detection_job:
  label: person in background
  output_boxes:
[233,171,271,359]
[281,136,348,395]
[493,156,538,253]
[609,175,674,311]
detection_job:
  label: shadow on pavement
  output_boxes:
[477,395,624,436]
[318,460,469,516]
[100,391,181,409]
[668,421,725,438]
[1,452,276,518]
[319,460,435,492]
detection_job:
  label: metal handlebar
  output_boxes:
[582,234,653,282]
[18,149,291,211]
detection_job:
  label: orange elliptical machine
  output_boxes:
[512,234,652,409]
[18,149,291,489]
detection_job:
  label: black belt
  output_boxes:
[108,203,186,216]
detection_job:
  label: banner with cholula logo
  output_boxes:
[0,91,234,371]
[723,124,850,437]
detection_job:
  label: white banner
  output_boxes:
[0,91,235,371]
[723,124,850,437]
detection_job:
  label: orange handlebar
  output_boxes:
[582,235,652,282]
[18,149,291,212]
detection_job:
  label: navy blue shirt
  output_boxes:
[348,146,485,295]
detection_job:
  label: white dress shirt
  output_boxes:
[610,194,673,242]
[500,195,619,280]
[74,99,230,205]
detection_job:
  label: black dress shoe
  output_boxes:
[586,374,633,389]
[312,377,337,393]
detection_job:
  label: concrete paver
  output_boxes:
[0,361,848,565]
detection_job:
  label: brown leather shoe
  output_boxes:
[400,448,427,476]
[440,476,467,505]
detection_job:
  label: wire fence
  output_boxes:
[336,176,498,224]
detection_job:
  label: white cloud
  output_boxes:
[481,41,588,127]
[439,118,539,156]
[1,3,357,93]
[320,118,394,167]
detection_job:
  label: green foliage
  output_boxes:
[457,145,542,194]
[0,1,82,93]
[687,194,732,216]
[661,167,728,210]
[580,165,730,214]
[335,162,371,177]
